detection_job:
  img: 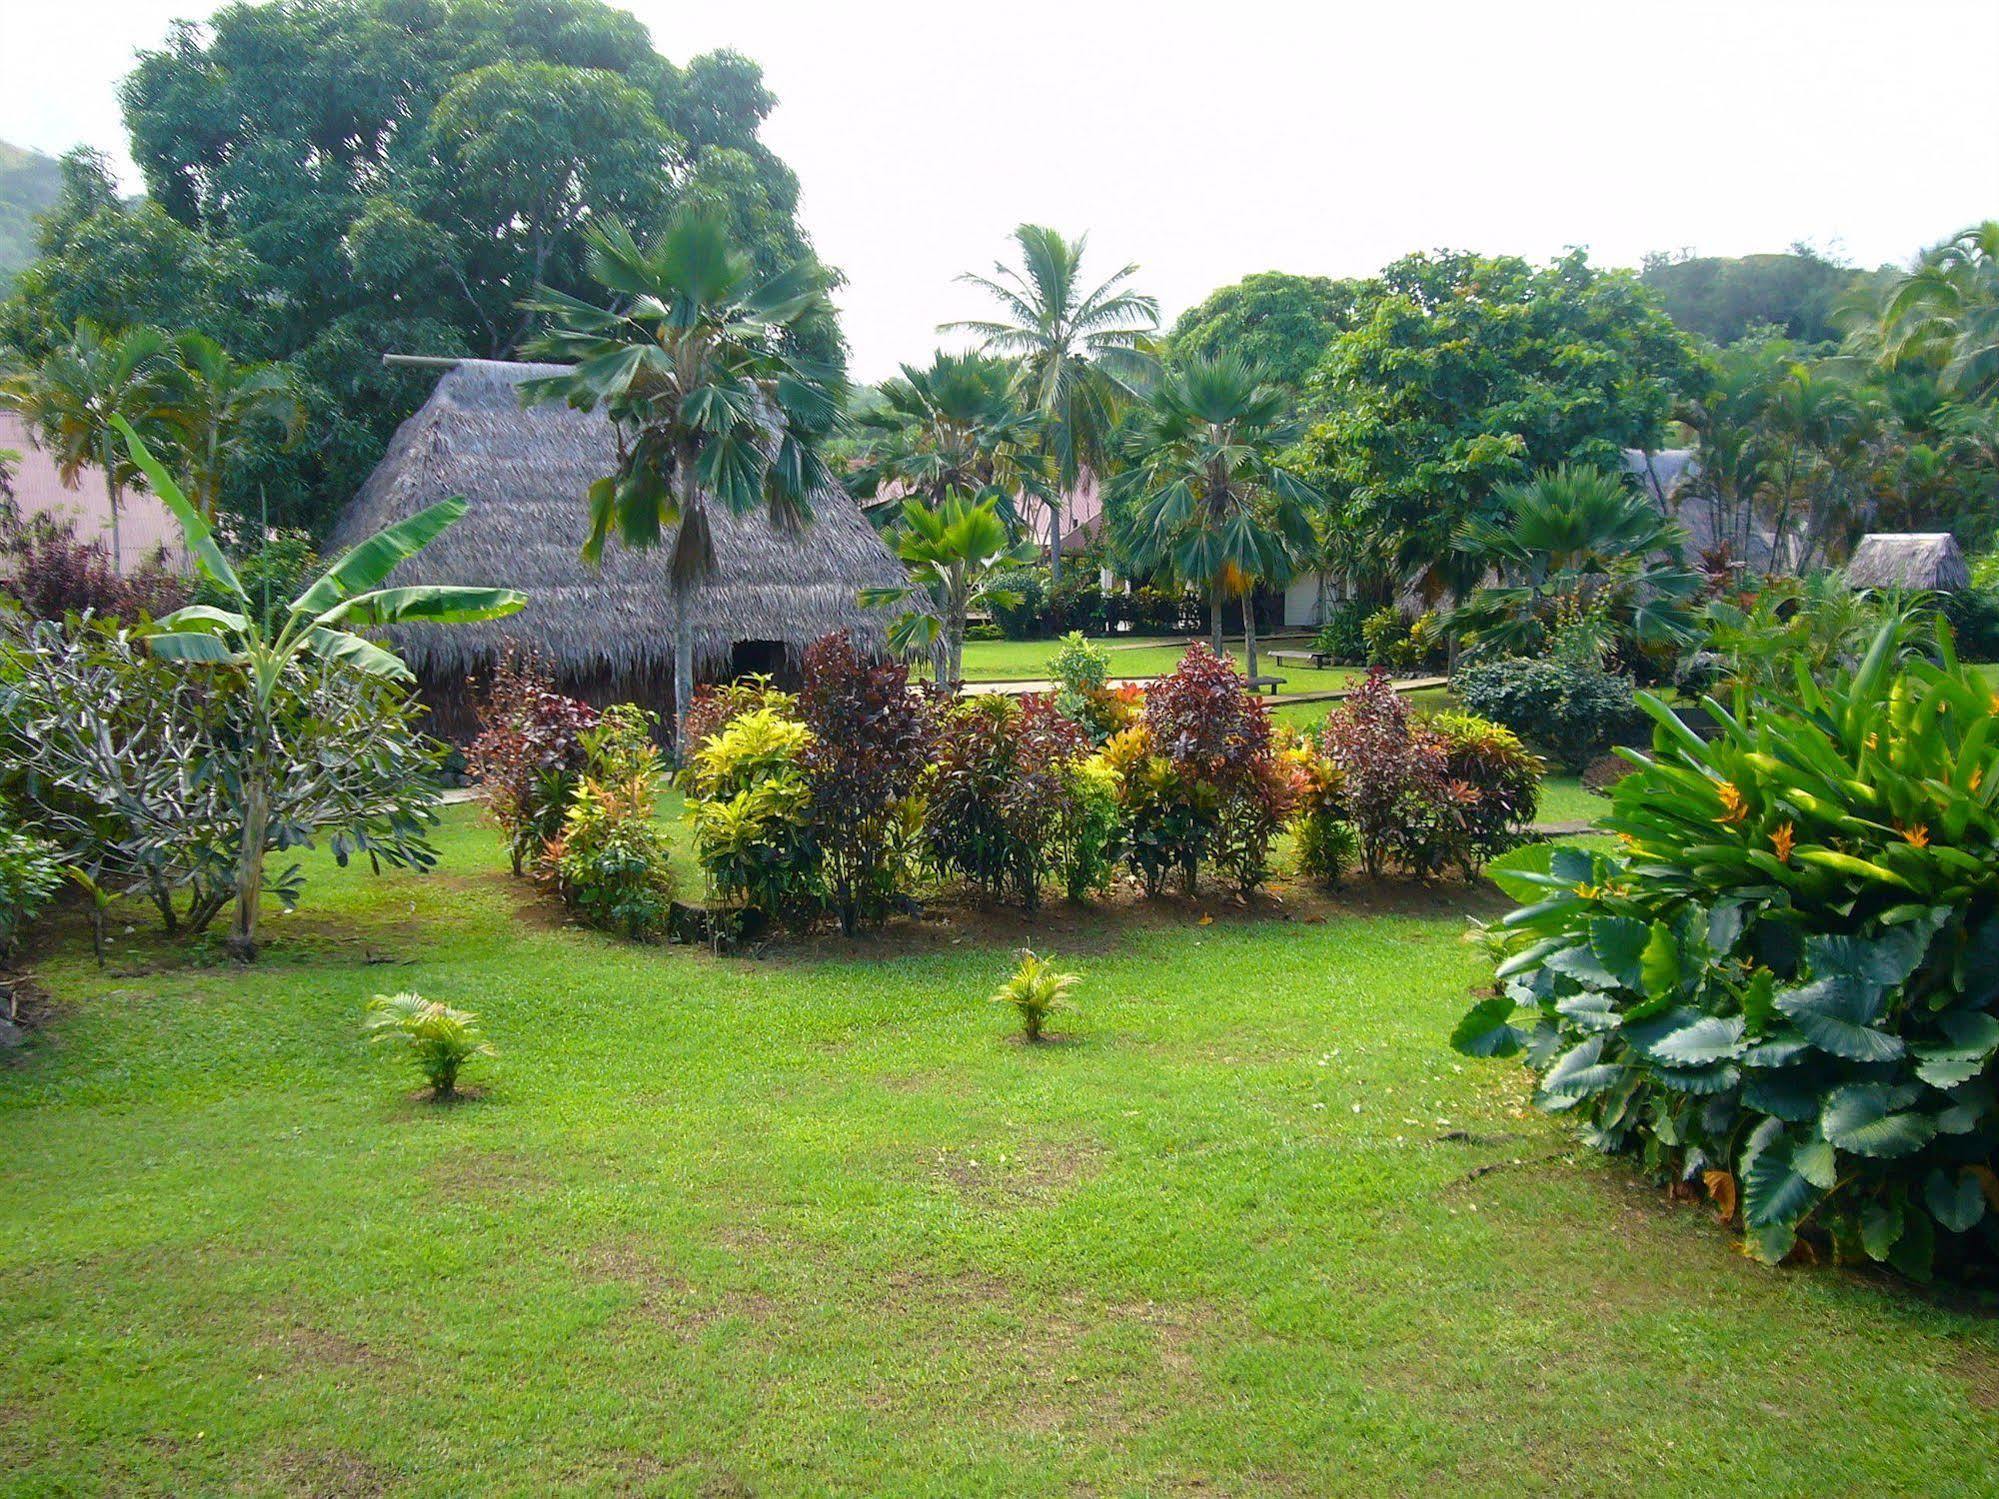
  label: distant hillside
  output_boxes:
[0,140,62,290]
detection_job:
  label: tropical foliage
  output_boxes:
[1455,625,1999,1278]
[520,208,843,749]
[363,991,495,1101]
[547,705,676,941]
[860,494,1037,685]
[945,224,1158,577]
[990,950,1080,1044]
[1113,353,1321,678]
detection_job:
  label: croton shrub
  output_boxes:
[467,650,600,876]
[1454,626,1999,1278]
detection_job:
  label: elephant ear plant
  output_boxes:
[1453,623,1999,1279]
[113,416,526,958]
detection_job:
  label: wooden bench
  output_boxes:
[1269,648,1334,670]
[1245,674,1286,696]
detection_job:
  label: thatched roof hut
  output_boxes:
[1844,532,1971,591]
[333,358,908,733]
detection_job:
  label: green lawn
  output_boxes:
[958,634,1364,694]
[3,807,1994,1495]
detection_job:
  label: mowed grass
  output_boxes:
[958,634,1364,694]
[3,807,1996,1496]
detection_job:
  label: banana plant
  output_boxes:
[859,492,1036,689]
[113,415,526,958]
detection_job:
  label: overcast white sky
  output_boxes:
[3,0,1996,379]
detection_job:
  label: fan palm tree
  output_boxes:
[164,333,307,523]
[1453,464,1699,652]
[943,225,1158,581]
[1112,354,1321,681]
[1,322,178,570]
[847,350,1046,527]
[518,210,845,753]
[114,417,525,959]
[860,492,1039,687]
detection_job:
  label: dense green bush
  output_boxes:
[1454,654,1635,772]
[1432,711,1543,879]
[1048,631,1120,741]
[1454,626,1999,1278]
[0,817,63,958]
[1281,736,1357,886]
[1310,601,1369,664]
[1939,585,1999,662]
[1053,757,1124,901]
[684,706,822,930]
[548,706,674,942]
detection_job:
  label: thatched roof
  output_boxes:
[1844,532,1971,591]
[332,359,908,678]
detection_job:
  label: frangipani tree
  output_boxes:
[114,416,525,957]
[860,492,1037,687]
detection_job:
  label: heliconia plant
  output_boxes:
[113,416,526,958]
[1453,623,1999,1278]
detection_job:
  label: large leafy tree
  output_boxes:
[115,417,525,959]
[1296,250,1701,608]
[861,494,1038,686]
[1112,353,1321,680]
[0,0,833,538]
[1170,271,1365,397]
[520,210,844,753]
[0,320,180,569]
[944,225,1158,580]
[1640,247,1859,347]
[845,350,1044,523]
[1866,221,1999,402]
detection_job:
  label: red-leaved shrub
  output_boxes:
[1318,668,1456,878]
[924,692,1090,909]
[0,507,188,621]
[798,632,934,935]
[465,649,600,875]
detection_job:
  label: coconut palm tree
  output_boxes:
[943,225,1159,581]
[1,322,178,570]
[1452,464,1700,653]
[1112,354,1321,681]
[518,209,845,753]
[1873,221,1999,401]
[860,492,1039,687]
[847,350,1046,528]
[164,333,307,523]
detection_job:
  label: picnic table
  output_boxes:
[1245,674,1286,696]
[1269,648,1335,670]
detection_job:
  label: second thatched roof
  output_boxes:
[1844,532,1971,591]
[331,359,908,680]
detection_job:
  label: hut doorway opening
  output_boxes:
[727,639,789,683]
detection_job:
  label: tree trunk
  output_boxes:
[672,597,696,765]
[1210,579,1225,656]
[1244,588,1260,683]
[1047,497,1063,587]
[103,432,123,574]
[229,772,270,960]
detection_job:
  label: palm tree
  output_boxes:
[1112,354,1321,681]
[1453,464,1700,653]
[518,210,845,753]
[848,350,1045,526]
[1,322,178,570]
[115,417,525,959]
[1756,364,1870,571]
[943,225,1158,581]
[1873,221,1999,401]
[164,333,306,523]
[860,492,1038,687]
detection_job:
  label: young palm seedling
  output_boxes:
[991,950,1080,1044]
[363,991,495,1100]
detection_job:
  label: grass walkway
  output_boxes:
[2,808,1994,1494]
